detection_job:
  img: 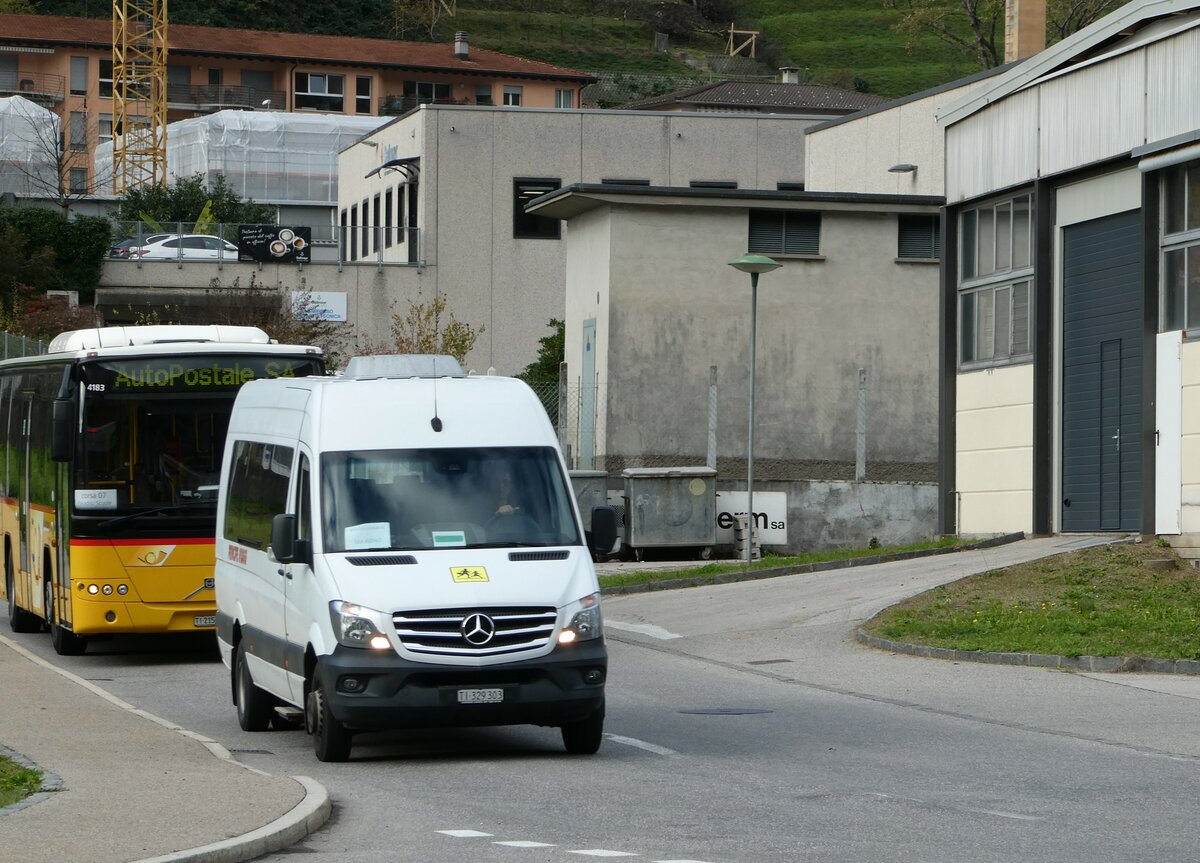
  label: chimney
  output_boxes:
[779,66,800,85]
[1005,0,1046,62]
[454,31,469,60]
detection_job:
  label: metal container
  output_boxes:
[568,470,608,531]
[621,466,717,559]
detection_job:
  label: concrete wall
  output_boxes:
[1181,339,1200,532]
[768,478,938,552]
[563,200,940,468]
[338,106,824,375]
[955,364,1034,535]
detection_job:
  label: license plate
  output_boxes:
[193,615,216,627]
[457,688,503,704]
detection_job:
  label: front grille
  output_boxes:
[508,550,569,562]
[393,606,557,657]
[348,555,418,566]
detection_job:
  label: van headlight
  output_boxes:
[329,600,392,650]
[558,592,602,645]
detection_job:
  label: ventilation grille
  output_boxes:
[393,606,556,657]
[348,555,418,566]
[508,550,570,561]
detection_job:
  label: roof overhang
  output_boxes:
[527,183,944,221]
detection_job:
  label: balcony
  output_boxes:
[0,70,66,106]
[167,84,286,113]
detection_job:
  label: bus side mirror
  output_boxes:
[270,514,311,566]
[587,505,617,558]
[51,399,73,462]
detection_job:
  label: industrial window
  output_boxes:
[600,178,650,186]
[294,72,344,112]
[777,182,805,191]
[356,76,372,114]
[503,85,523,106]
[958,192,1035,368]
[373,193,381,253]
[349,205,358,261]
[555,88,573,108]
[340,208,348,260]
[960,281,1032,365]
[68,168,87,194]
[475,84,493,106]
[70,56,88,96]
[99,114,113,145]
[898,214,941,260]
[747,210,820,256]
[1160,162,1200,332]
[396,182,407,244]
[691,180,737,189]
[513,178,561,239]
[99,59,113,99]
[361,197,370,257]
[384,188,394,248]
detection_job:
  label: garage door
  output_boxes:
[1061,210,1143,532]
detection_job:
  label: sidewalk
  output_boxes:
[0,634,329,863]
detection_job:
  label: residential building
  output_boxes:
[622,69,887,119]
[0,12,592,193]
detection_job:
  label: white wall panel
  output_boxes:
[946,89,1039,204]
[1145,28,1200,143]
[1038,51,1145,177]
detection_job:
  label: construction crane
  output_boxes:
[112,0,167,192]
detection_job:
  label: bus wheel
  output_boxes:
[306,673,352,762]
[6,550,39,634]
[45,582,87,656]
[235,639,275,732]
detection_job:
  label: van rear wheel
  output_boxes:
[306,674,352,762]
[235,640,275,732]
[561,700,604,755]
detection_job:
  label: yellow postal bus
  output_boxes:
[0,325,323,654]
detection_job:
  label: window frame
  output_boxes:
[897,213,941,261]
[747,209,821,257]
[355,75,373,115]
[503,85,523,107]
[1159,161,1200,333]
[99,59,113,99]
[294,71,345,112]
[513,177,561,240]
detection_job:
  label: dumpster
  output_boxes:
[569,470,608,532]
[622,466,717,561]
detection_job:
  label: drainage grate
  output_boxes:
[678,708,773,716]
[227,748,274,755]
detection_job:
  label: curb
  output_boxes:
[855,628,1200,675]
[133,775,331,863]
[601,532,1027,596]
[0,742,63,817]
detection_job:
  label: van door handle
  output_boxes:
[277,568,292,580]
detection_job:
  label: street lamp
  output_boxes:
[728,253,781,565]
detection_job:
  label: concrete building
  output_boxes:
[0,12,591,194]
[937,0,1200,541]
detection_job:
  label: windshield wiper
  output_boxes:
[96,500,217,530]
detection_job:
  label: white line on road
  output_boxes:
[495,840,557,847]
[568,851,639,857]
[438,829,493,837]
[605,733,677,756]
[606,620,682,640]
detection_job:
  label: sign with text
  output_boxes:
[238,225,311,263]
[714,491,788,545]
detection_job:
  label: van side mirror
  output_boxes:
[271,514,310,565]
[51,399,73,462]
[587,505,617,558]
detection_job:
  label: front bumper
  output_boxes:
[316,639,607,731]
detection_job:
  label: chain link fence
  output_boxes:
[527,375,936,484]
[0,329,50,359]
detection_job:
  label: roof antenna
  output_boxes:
[430,357,443,432]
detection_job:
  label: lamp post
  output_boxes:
[728,253,781,565]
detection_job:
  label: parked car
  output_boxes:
[131,234,240,260]
[109,234,170,258]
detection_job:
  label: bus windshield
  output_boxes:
[320,446,582,552]
[74,355,321,526]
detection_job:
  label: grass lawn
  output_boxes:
[598,535,963,591]
[0,756,42,808]
[862,540,1200,660]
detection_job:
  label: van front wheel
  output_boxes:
[306,674,352,762]
[561,701,604,755]
[235,640,275,732]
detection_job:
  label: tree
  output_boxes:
[0,0,35,14]
[0,96,114,214]
[0,285,101,342]
[518,318,565,383]
[117,173,275,231]
[0,207,111,304]
[365,295,484,365]
[391,0,456,40]
[886,0,1125,70]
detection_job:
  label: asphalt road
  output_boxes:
[9,536,1200,862]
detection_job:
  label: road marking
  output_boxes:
[605,733,677,756]
[568,851,638,857]
[438,829,493,837]
[495,840,557,847]
[606,620,682,640]
[964,807,1045,821]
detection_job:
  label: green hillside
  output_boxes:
[33,0,985,99]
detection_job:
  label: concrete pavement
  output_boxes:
[2,533,1195,862]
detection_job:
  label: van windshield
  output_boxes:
[319,446,582,552]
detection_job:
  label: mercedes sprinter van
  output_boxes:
[214,356,616,761]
